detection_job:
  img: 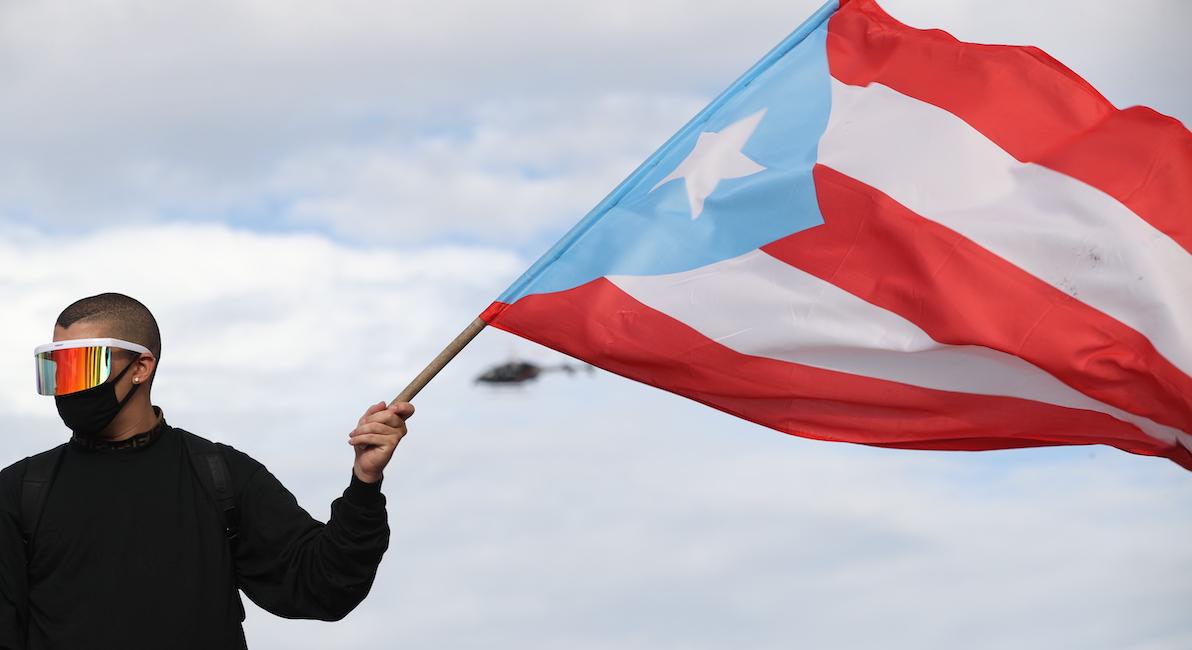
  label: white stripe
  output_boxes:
[817,78,1192,379]
[608,249,1185,446]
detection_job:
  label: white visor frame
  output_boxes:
[34,337,152,357]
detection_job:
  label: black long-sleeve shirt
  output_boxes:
[0,412,390,649]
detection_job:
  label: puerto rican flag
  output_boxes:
[481,0,1192,470]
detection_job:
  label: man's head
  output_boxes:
[45,293,161,438]
[55,292,162,364]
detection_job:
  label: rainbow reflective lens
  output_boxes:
[34,338,150,396]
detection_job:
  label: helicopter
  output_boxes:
[475,358,594,385]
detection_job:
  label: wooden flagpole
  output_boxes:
[391,317,488,405]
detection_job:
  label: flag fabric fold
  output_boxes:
[481,0,1192,470]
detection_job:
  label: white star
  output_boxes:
[651,109,768,219]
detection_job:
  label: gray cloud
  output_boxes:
[269,94,706,243]
[1,0,1185,242]
[884,0,1192,117]
[0,0,814,238]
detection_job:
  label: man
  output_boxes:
[0,293,414,649]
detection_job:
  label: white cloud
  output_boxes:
[0,221,523,427]
[2,224,1190,649]
[253,375,1192,650]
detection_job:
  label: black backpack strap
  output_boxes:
[20,445,67,551]
[180,430,241,542]
[179,430,247,623]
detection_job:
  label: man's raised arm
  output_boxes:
[229,401,411,621]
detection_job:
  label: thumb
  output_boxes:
[358,400,387,426]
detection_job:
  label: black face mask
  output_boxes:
[55,355,142,438]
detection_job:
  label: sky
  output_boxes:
[1,0,1190,648]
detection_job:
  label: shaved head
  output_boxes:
[56,293,162,361]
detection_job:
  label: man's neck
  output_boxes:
[99,401,161,441]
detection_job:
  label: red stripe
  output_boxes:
[481,280,1192,471]
[761,165,1192,437]
[828,0,1192,254]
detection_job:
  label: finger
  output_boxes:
[363,409,404,428]
[348,432,404,448]
[350,421,406,438]
[388,401,415,420]
[358,401,388,426]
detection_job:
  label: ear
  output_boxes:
[131,353,158,386]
